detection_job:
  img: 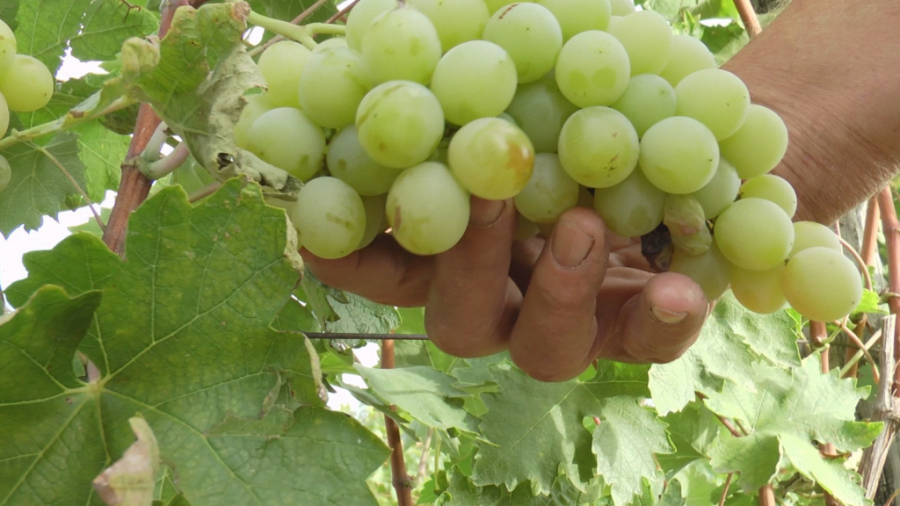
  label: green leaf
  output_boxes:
[438,466,608,505]
[75,121,129,201]
[0,132,87,236]
[780,433,869,506]
[708,432,782,491]
[656,402,718,476]
[853,289,888,316]
[3,180,391,504]
[70,0,160,64]
[14,0,92,72]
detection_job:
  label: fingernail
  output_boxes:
[551,220,594,268]
[651,306,688,325]
[470,198,506,228]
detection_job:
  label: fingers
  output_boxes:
[301,235,434,307]
[425,197,522,358]
[604,272,708,363]
[508,208,610,382]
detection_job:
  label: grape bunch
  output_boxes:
[240,0,862,323]
[0,18,56,193]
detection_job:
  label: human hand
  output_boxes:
[302,197,709,382]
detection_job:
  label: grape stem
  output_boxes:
[28,142,106,233]
[247,0,336,57]
[247,10,346,50]
[840,328,883,380]
[140,142,191,180]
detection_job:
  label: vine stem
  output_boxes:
[381,339,414,506]
[142,142,190,180]
[731,0,761,36]
[718,473,733,506]
[758,485,776,506]
[29,142,105,232]
[837,320,880,384]
[840,329,883,379]
[326,0,362,24]
[877,187,900,391]
[812,325,840,506]
[837,236,874,292]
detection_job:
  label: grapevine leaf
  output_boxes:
[74,121,129,201]
[438,466,608,506]
[70,0,160,64]
[656,402,718,476]
[780,433,869,506]
[0,132,87,236]
[92,417,160,506]
[14,0,92,72]
[708,432,782,491]
[3,180,390,505]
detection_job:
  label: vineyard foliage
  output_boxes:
[0,1,886,505]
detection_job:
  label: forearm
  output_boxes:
[723,0,900,224]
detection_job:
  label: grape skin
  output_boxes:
[0,90,8,138]
[639,116,719,194]
[430,40,518,126]
[731,265,787,314]
[346,0,397,51]
[504,74,579,153]
[606,10,672,76]
[387,162,471,255]
[783,247,863,322]
[448,117,535,200]
[669,243,732,302]
[0,19,15,72]
[789,222,842,258]
[659,34,716,87]
[0,55,55,112]
[689,156,740,219]
[234,94,272,149]
[408,0,490,51]
[361,6,443,85]
[514,153,579,224]
[298,46,370,129]
[0,153,10,193]
[719,104,789,179]
[714,198,795,271]
[257,41,311,109]
[290,177,366,259]
[535,0,611,41]
[611,74,676,138]
[358,194,389,250]
[593,167,665,237]
[327,125,400,196]
[247,108,326,182]
[675,69,751,141]
[555,30,631,108]
[739,174,797,217]
[609,0,635,16]
[483,3,563,84]
[558,106,639,188]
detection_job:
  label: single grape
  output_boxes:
[639,116,719,194]
[290,177,366,259]
[0,55,54,112]
[0,154,10,193]
[448,117,535,200]
[659,34,716,87]
[358,193,389,249]
[430,40,517,125]
[664,194,711,256]
[298,46,369,129]
[555,30,630,107]
[483,3,563,84]
[234,94,272,149]
[498,112,518,124]
[718,104,789,179]
[387,162,470,255]
[514,153,579,224]
[739,174,797,217]
[783,247,863,322]
[731,265,787,314]
[356,81,445,169]
[313,37,349,52]
[675,69,751,140]
[558,106,639,188]
[689,156,740,219]
[408,0,490,51]
[714,198,794,271]
[485,0,535,14]
[247,107,326,182]
[606,10,672,75]
[670,243,731,302]
[593,167,665,237]
[346,0,397,51]
[257,41,311,109]
[608,0,635,16]
[327,125,400,196]
[515,213,540,240]
[361,5,442,85]
[535,0,611,40]
[0,19,15,72]
[0,90,8,137]
[789,222,842,258]
[611,74,676,137]
[504,74,579,153]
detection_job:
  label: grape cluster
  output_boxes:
[240,0,862,323]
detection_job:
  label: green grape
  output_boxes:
[606,10,673,76]
[0,55,54,112]
[515,213,540,240]
[327,125,400,196]
[247,108,326,182]
[555,30,630,107]
[609,0,635,16]
[714,198,794,271]
[313,37,349,52]
[408,0,490,51]
[675,69,750,140]
[0,154,10,193]
[485,0,534,14]
[290,177,366,259]
[483,3,563,84]
[514,153,579,224]
[386,161,471,255]
[719,104,789,179]
[448,117,535,200]
[659,34,716,87]
[789,222,842,258]
[257,41,311,109]
[298,47,369,129]
[361,6,442,85]
[664,194,711,256]
[358,193,388,249]
[498,112,517,124]
[783,247,863,322]
[0,19,15,72]
[558,106,639,188]
[689,156,739,219]
[731,265,787,314]
[670,243,732,302]
[0,90,8,137]
[639,116,719,194]
[356,81,445,168]
[593,167,665,237]
[234,94,272,149]
[430,40,517,126]
[611,74,676,137]
[739,174,797,217]
[346,0,396,51]
[535,0,611,40]
[504,74,579,153]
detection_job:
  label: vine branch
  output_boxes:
[381,339,414,506]
[732,0,762,36]
[878,187,900,391]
